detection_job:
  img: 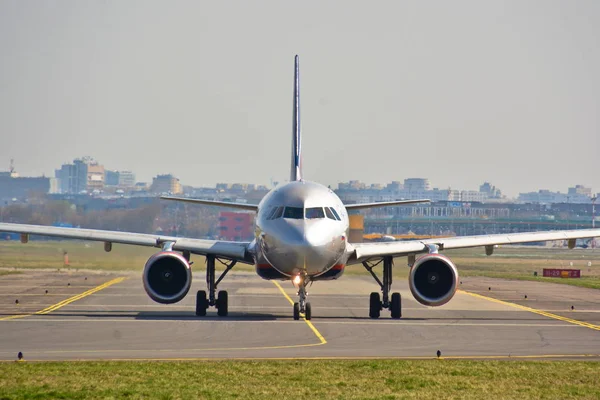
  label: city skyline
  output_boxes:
[2,154,597,204]
[1,2,599,197]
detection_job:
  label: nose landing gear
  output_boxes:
[293,276,312,320]
[363,256,402,319]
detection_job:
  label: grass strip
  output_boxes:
[0,360,599,399]
[0,270,21,277]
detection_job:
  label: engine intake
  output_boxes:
[409,254,458,307]
[143,251,192,304]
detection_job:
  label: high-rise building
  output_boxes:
[105,170,120,186]
[54,157,106,193]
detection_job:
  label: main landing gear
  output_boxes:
[196,254,236,317]
[293,277,312,321]
[362,256,401,319]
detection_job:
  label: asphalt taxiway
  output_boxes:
[1,269,599,361]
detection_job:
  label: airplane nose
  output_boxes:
[262,221,344,276]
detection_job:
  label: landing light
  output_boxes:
[293,275,302,285]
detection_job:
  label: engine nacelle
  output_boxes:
[409,253,459,307]
[142,251,192,304]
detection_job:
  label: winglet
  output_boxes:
[290,55,302,182]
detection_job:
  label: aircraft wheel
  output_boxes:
[390,292,402,319]
[216,290,228,317]
[369,292,381,319]
[196,290,208,316]
[293,302,300,320]
[305,302,312,320]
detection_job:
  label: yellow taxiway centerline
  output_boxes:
[459,289,600,331]
[272,281,327,345]
[0,277,126,321]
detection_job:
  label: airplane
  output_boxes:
[1,55,599,321]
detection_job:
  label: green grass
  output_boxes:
[1,241,599,289]
[0,270,21,277]
[0,360,599,399]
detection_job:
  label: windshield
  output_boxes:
[283,207,303,219]
[305,207,325,219]
[329,207,341,221]
[324,207,336,220]
[268,206,284,220]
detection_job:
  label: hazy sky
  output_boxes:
[1,1,599,197]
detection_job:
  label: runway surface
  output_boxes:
[1,269,599,361]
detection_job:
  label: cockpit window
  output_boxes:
[268,206,284,220]
[305,207,325,219]
[329,207,341,221]
[324,207,336,220]
[283,207,303,219]
[266,207,278,220]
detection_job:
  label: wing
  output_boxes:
[350,229,600,262]
[345,199,430,210]
[0,223,253,263]
[160,196,258,211]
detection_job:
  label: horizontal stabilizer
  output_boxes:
[345,199,431,210]
[160,196,258,211]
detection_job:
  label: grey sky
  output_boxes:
[1,1,598,197]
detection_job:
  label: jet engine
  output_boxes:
[142,251,192,304]
[408,254,458,307]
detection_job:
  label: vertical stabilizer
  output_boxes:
[290,55,302,181]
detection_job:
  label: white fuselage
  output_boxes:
[254,180,350,278]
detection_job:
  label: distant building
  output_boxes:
[55,157,105,193]
[385,181,403,191]
[86,161,105,192]
[519,186,593,204]
[0,174,50,200]
[479,182,503,199]
[118,171,136,187]
[460,190,487,202]
[404,178,431,192]
[55,159,86,194]
[338,180,367,190]
[134,182,150,192]
[568,185,592,197]
[150,174,182,194]
[105,170,120,186]
[218,212,253,240]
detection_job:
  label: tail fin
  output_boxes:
[290,55,302,181]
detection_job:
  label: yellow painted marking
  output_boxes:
[0,277,126,321]
[272,281,327,345]
[459,290,600,331]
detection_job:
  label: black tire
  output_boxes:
[196,290,208,317]
[391,292,402,319]
[293,302,300,320]
[305,302,312,320]
[216,290,228,317]
[369,292,381,319]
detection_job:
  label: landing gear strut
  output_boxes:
[362,256,401,319]
[196,254,236,317]
[293,277,312,321]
